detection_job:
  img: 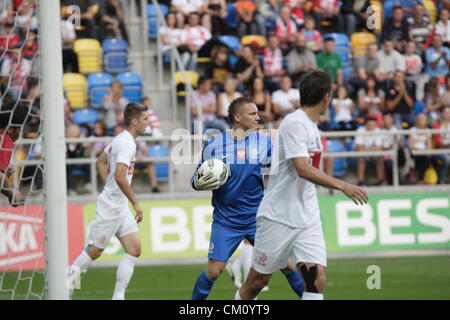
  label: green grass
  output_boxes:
[1,256,450,300]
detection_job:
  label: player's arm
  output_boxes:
[114,163,143,223]
[96,151,108,184]
[291,157,368,205]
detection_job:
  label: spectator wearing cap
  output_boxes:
[385,70,415,128]
[354,115,385,186]
[425,34,450,79]
[316,37,343,86]
[381,5,410,53]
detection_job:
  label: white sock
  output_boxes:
[302,292,324,300]
[72,250,93,273]
[68,251,93,298]
[112,253,138,300]
[240,243,253,280]
[234,290,242,300]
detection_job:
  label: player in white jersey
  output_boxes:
[68,102,149,300]
[236,70,369,300]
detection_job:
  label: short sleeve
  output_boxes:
[281,120,310,160]
[116,141,135,167]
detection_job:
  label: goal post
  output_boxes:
[38,0,69,300]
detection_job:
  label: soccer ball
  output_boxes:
[198,158,229,187]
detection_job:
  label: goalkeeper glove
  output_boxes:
[193,170,221,191]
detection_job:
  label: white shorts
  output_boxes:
[87,195,138,250]
[252,217,327,274]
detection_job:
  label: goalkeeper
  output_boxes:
[190,97,304,300]
[0,100,31,207]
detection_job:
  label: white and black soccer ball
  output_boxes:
[198,158,229,187]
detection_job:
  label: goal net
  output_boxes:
[0,0,47,300]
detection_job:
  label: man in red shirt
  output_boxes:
[0,100,31,206]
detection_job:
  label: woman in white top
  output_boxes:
[217,77,241,122]
[357,75,384,128]
[436,8,450,46]
[404,41,427,100]
[332,85,356,130]
[408,113,432,184]
[160,11,187,58]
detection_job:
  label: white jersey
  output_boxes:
[100,130,136,209]
[257,109,322,228]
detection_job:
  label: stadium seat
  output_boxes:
[346,139,357,167]
[414,101,425,115]
[217,35,241,52]
[148,145,169,182]
[197,57,212,63]
[73,109,99,126]
[229,54,238,69]
[73,39,102,74]
[343,65,352,82]
[350,32,377,57]
[116,72,143,103]
[327,140,347,177]
[323,33,350,66]
[369,0,384,33]
[87,72,113,109]
[241,35,267,53]
[147,3,169,39]
[423,0,437,24]
[63,73,87,109]
[383,0,395,19]
[102,39,129,73]
[226,3,238,30]
[174,71,199,97]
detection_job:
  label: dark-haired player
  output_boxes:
[236,70,368,300]
[68,103,148,300]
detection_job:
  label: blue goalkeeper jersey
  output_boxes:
[192,131,272,230]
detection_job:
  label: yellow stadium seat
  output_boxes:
[197,57,212,63]
[63,73,87,109]
[423,0,437,24]
[369,0,383,33]
[241,35,267,48]
[174,71,199,97]
[74,39,102,74]
[351,32,378,57]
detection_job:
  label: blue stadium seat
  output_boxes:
[116,72,143,103]
[346,139,357,167]
[323,33,350,66]
[327,140,347,177]
[102,39,129,73]
[87,72,113,108]
[229,54,238,69]
[414,101,425,115]
[217,35,241,52]
[383,0,395,19]
[147,4,169,39]
[343,65,352,82]
[148,145,169,182]
[73,109,100,125]
[226,3,238,29]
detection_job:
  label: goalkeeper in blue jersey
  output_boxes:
[190,97,304,300]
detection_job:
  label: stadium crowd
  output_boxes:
[0,0,449,193]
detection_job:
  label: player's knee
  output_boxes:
[205,266,223,280]
[87,246,103,260]
[127,246,141,258]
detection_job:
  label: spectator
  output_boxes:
[381,5,410,53]
[404,40,427,101]
[271,75,300,126]
[62,0,97,39]
[66,124,90,195]
[377,37,406,86]
[263,34,284,93]
[425,34,450,80]
[218,77,242,122]
[356,75,384,128]
[90,120,108,157]
[0,45,32,100]
[442,75,450,107]
[385,70,415,128]
[204,0,227,35]
[0,0,13,28]
[248,76,273,124]
[435,8,450,47]
[160,11,188,60]
[275,6,297,54]
[173,0,207,28]
[64,95,74,126]
[287,33,317,88]
[61,9,78,73]
[316,37,343,86]
[407,2,432,51]
[424,77,445,125]
[408,113,432,184]
[0,21,20,51]
[381,113,403,185]
[394,0,416,18]
[233,45,264,92]
[22,28,38,60]
[102,80,129,131]
[349,42,381,93]
[312,0,341,33]
[15,0,37,39]
[204,45,232,93]
[98,0,129,43]
[189,76,228,133]
[282,0,306,27]
[183,12,212,71]
[300,15,322,53]
[236,0,261,38]
[341,0,371,36]
[432,105,450,184]
[332,85,356,130]
[355,116,384,186]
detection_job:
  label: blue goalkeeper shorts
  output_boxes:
[207,220,255,262]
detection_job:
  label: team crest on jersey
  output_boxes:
[209,242,215,254]
[257,253,268,266]
[236,149,246,160]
